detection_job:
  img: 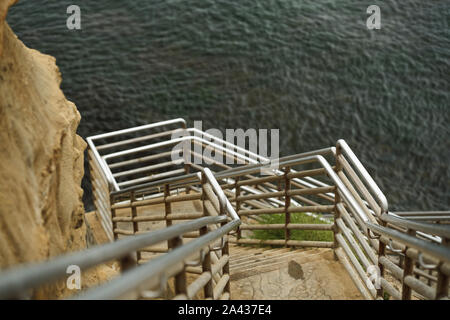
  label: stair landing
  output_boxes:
[229,244,363,300]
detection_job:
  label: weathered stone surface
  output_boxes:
[0,1,117,298]
[230,247,363,300]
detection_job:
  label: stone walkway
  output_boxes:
[229,245,362,300]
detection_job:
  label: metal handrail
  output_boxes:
[336,139,388,214]
[0,215,226,299]
[210,154,369,224]
[394,211,450,217]
[0,163,242,300]
[111,149,334,197]
[202,168,239,221]
[87,118,187,192]
[73,219,241,300]
[367,222,450,264]
[88,119,334,193]
[381,213,450,239]
[109,151,367,226]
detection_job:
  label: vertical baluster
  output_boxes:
[401,229,416,300]
[435,238,449,299]
[333,187,341,258]
[235,177,241,243]
[119,253,136,272]
[277,179,282,201]
[333,145,343,254]
[333,148,343,262]
[221,219,231,298]
[173,236,188,297]
[201,173,214,298]
[164,184,175,249]
[110,194,118,241]
[376,230,386,299]
[184,164,191,194]
[284,166,291,247]
[130,191,140,263]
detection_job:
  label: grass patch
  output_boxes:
[252,213,333,242]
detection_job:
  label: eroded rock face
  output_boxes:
[0,0,92,298]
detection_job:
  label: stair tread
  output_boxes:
[232,248,292,263]
[230,248,296,264]
[230,249,321,270]
[230,249,331,276]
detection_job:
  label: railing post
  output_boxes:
[200,226,214,298]
[435,238,449,299]
[401,229,416,300]
[184,164,191,194]
[284,166,291,247]
[173,236,188,296]
[131,191,141,264]
[164,184,175,249]
[199,173,214,299]
[110,194,118,241]
[235,177,242,243]
[333,147,343,259]
[119,253,136,273]
[376,225,386,299]
[277,179,282,201]
[333,187,341,255]
[221,220,231,297]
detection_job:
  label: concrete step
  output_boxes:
[230,250,309,269]
[230,247,295,265]
[230,248,329,280]
[230,249,323,272]
[229,248,363,299]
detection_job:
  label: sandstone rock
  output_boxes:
[0,1,117,298]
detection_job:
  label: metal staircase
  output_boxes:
[0,118,449,300]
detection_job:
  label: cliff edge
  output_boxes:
[0,0,116,298]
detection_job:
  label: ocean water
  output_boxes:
[7,1,450,211]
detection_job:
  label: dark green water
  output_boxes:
[7,1,450,211]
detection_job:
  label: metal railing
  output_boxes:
[0,168,240,300]
[87,118,334,240]
[87,119,450,300]
[1,119,449,300]
[392,211,450,223]
[367,213,450,300]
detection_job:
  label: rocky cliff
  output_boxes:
[0,0,115,298]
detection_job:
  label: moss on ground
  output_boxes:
[252,213,333,242]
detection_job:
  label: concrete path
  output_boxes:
[229,245,363,300]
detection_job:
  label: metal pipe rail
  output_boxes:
[88,119,340,241]
[109,149,337,226]
[87,118,334,193]
[392,211,450,223]
[111,150,333,197]
[84,119,450,300]
[367,222,450,264]
[0,166,241,300]
[73,219,240,300]
[0,215,227,299]
[110,151,368,228]
[87,118,187,192]
[102,138,379,270]
[336,139,388,215]
[367,220,450,300]
[381,214,450,240]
